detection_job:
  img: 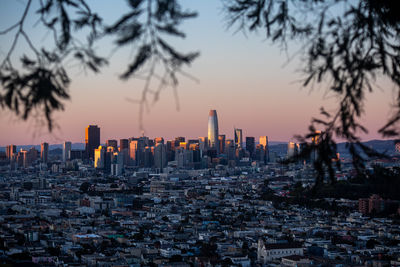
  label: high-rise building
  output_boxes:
[6,145,16,161]
[19,147,38,168]
[62,141,71,162]
[218,135,226,154]
[85,125,100,159]
[234,128,243,148]
[246,137,255,158]
[41,142,49,163]
[154,137,164,145]
[111,152,124,176]
[119,139,129,151]
[118,139,129,166]
[154,143,167,170]
[106,139,118,151]
[259,136,269,163]
[287,142,299,158]
[311,130,321,162]
[208,110,219,153]
[94,146,105,168]
[225,139,235,161]
[172,137,185,151]
[198,137,208,153]
[129,138,147,166]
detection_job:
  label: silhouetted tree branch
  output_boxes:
[224,0,400,182]
[0,0,198,131]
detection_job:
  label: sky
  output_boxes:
[0,0,396,146]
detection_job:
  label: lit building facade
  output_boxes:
[85,125,100,160]
[63,141,71,162]
[94,146,105,168]
[259,136,269,163]
[41,142,49,163]
[6,145,16,161]
[234,128,243,148]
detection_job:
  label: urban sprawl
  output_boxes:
[1,110,400,266]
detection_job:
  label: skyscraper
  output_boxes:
[106,139,118,151]
[94,146,105,168]
[6,145,16,161]
[287,142,299,158]
[234,128,243,148]
[119,139,129,151]
[85,125,100,160]
[154,143,167,170]
[208,110,219,153]
[63,141,71,162]
[41,142,49,163]
[218,135,226,154]
[246,137,255,158]
[259,136,269,163]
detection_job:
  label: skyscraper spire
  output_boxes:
[208,110,219,154]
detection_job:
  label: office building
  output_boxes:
[129,138,147,166]
[259,136,269,163]
[120,139,129,151]
[208,110,219,153]
[63,141,71,162]
[225,139,235,161]
[119,139,129,166]
[218,135,226,154]
[41,142,49,163]
[6,145,16,161]
[94,146,105,169]
[246,137,255,158]
[106,139,118,151]
[234,128,243,148]
[154,137,164,145]
[111,152,124,176]
[311,130,321,162]
[287,142,299,158]
[18,147,38,168]
[85,125,100,159]
[198,137,208,153]
[154,143,167,170]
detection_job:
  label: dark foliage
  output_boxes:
[291,166,400,201]
[0,0,198,130]
[224,0,400,183]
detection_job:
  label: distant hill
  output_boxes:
[337,139,397,157]
[269,139,398,158]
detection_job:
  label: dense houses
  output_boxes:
[0,154,399,266]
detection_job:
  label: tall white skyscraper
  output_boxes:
[208,110,219,153]
[62,141,71,162]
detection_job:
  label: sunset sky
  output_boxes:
[0,1,395,146]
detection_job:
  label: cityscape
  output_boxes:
[0,110,399,266]
[1,0,400,266]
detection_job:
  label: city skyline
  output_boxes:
[0,2,399,266]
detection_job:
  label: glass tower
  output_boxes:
[208,110,219,153]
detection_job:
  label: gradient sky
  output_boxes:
[0,1,395,146]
